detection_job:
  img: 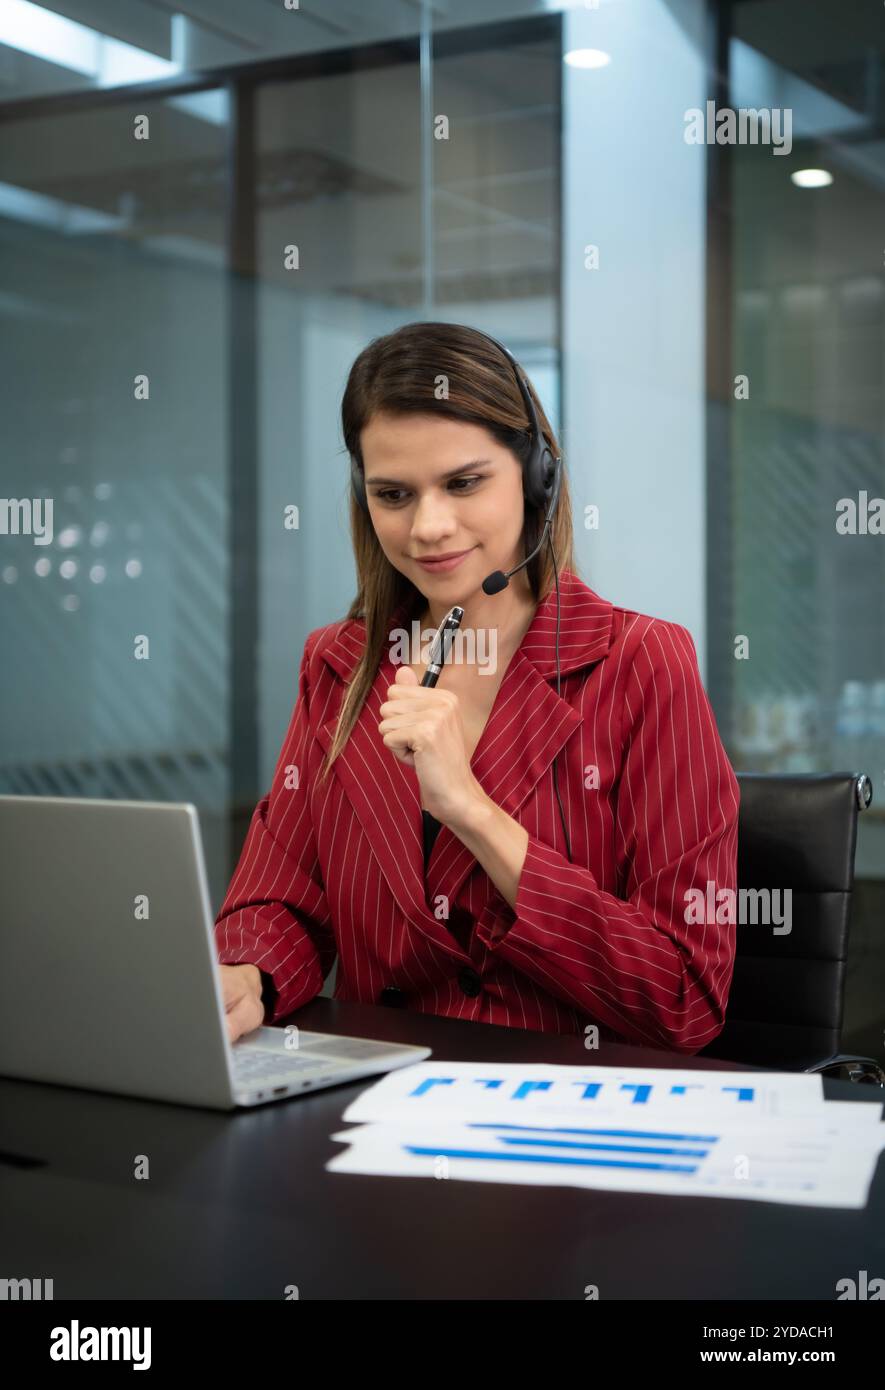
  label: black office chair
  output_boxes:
[698,772,884,1086]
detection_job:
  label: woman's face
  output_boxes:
[360,410,526,603]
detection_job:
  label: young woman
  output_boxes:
[215,321,739,1053]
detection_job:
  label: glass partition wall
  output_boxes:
[0,14,562,903]
[709,0,885,884]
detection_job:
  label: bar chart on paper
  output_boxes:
[326,1063,885,1207]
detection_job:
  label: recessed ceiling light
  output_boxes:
[564,49,612,70]
[791,169,833,188]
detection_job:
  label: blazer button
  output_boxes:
[457,966,482,998]
[378,985,407,1007]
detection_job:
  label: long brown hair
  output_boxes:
[318,320,576,782]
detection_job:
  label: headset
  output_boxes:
[349,325,572,863]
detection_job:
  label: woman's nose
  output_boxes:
[410,491,457,541]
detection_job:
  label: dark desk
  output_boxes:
[1,999,883,1299]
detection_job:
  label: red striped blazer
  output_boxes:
[214,568,740,1053]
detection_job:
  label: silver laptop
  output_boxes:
[0,795,431,1110]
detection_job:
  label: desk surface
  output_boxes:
[2,999,883,1300]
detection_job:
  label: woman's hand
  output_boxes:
[378,666,485,827]
[219,962,265,1043]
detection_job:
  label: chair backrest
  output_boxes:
[699,772,871,1070]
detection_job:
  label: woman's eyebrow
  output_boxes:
[365,459,494,487]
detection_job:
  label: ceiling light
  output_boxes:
[0,0,176,86]
[563,49,611,70]
[791,168,833,188]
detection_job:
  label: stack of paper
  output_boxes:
[327,1061,885,1207]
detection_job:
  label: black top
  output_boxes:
[422,809,443,867]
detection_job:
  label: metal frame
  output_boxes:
[704,0,735,747]
[225,79,258,855]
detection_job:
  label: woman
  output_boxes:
[215,321,739,1053]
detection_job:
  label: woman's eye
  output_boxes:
[374,476,484,506]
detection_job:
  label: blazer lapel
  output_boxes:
[315,570,615,957]
[315,646,448,953]
[423,650,584,912]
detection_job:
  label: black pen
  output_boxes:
[421,606,465,687]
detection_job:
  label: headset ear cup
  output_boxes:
[524,441,556,511]
[542,448,557,497]
[351,456,368,513]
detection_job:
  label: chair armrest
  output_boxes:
[803,1052,885,1086]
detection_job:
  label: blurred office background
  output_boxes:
[0,1,883,1055]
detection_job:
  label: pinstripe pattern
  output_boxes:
[215,569,739,1052]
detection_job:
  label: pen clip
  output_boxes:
[427,605,464,670]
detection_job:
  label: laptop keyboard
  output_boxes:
[233,1050,327,1081]
[231,1033,412,1087]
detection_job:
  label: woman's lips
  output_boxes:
[414,548,475,574]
